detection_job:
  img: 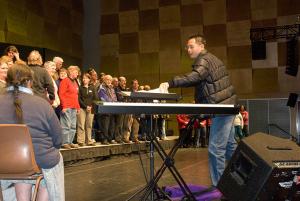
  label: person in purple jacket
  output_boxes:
[98,74,118,144]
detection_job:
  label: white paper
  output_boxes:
[138,87,168,93]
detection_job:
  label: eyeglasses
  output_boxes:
[185,45,195,50]
[0,67,8,70]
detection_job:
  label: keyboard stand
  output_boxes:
[128,116,198,201]
[127,115,167,201]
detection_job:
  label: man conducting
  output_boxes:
[159,34,237,187]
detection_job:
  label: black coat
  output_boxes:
[168,50,236,104]
[29,65,55,101]
[78,85,98,113]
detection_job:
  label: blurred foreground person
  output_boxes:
[0,64,65,201]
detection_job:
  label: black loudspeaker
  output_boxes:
[287,93,298,108]
[286,37,299,77]
[251,41,266,60]
[218,133,300,201]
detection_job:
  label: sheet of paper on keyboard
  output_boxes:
[120,91,131,96]
[120,88,169,97]
[139,88,169,93]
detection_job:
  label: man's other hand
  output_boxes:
[159,82,169,93]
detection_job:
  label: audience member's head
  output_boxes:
[99,72,106,83]
[82,73,91,86]
[27,50,43,66]
[6,64,33,88]
[240,105,246,112]
[53,56,64,71]
[103,74,112,86]
[118,76,126,89]
[4,45,19,59]
[88,68,98,83]
[14,60,27,65]
[112,77,118,87]
[0,55,13,68]
[59,68,68,80]
[44,61,56,77]
[144,85,151,91]
[131,79,139,91]
[6,64,33,123]
[67,66,79,80]
[0,57,9,81]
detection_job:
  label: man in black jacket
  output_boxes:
[159,34,237,187]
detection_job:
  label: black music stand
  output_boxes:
[128,115,199,201]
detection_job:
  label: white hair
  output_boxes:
[53,56,63,63]
[44,61,56,70]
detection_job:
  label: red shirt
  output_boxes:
[207,118,212,126]
[59,77,80,110]
[240,111,249,125]
[176,114,190,129]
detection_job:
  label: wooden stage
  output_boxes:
[60,136,178,166]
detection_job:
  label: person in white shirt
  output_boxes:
[233,112,244,141]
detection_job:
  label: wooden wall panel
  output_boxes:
[203,0,226,25]
[226,0,251,21]
[139,0,159,10]
[139,30,159,53]
[159,5,181,30]
[119,10,139,33]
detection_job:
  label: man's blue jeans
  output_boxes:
[60,108,77,144]
[208,115,236,186]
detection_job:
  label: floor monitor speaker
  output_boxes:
[217,132,300,201]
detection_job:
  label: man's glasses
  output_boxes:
[185,45,195,50]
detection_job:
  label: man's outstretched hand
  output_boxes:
[159,82,169,93]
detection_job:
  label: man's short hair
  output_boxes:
[118,76,126,81]
[131,79,138,85]
[188,34,206,46]
[59,68,68,73]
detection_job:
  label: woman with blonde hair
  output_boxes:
[1,55,14,68]
[44,61,60,109]
[27,50,55,102]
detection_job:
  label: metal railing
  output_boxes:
[267,123,297,142]
[250,24,300,41]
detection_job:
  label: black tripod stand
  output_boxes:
[127,115,201,201]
